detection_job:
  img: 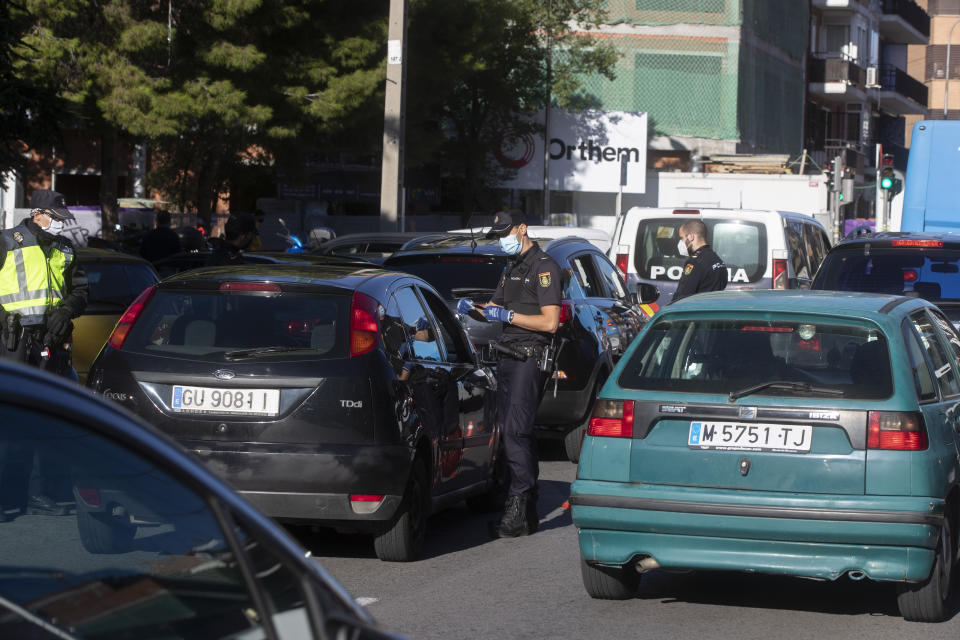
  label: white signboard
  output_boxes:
[496,109,647,193]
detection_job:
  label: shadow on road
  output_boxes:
[636,569,960,620]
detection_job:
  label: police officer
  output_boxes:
[671,219,727,303]
[458,211,561,537]
[209,213,258,265]
[0,189,88,518]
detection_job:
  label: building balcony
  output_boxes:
[810,0,871,17]
[877,64,928,114]
[879,0,929,44]
[808,53,867,103]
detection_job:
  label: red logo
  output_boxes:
[496,131,536,169]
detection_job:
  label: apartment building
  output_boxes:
[908,1,960,134]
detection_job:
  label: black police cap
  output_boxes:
[485,210,527,239]
[30,189,75,221]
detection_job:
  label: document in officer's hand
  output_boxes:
[467,304,487,322]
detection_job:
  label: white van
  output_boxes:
[608,207,832,301]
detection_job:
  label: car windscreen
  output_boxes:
[83,261,158,313]
[386,255,507,300]
[813,246,960,302]
[123,290,350,360]
[618,317,892,400]
[635,218,767,284]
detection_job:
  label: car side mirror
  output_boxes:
[633,283,660,305]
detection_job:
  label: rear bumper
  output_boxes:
[571,480,943,582]
[183,440,411,525]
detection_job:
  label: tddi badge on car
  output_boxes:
[172,385,280,416]
[688,421,812,453]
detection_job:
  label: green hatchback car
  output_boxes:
[571,290,960,622]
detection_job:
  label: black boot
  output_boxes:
[27,494,67,516]
[496,495,529,538]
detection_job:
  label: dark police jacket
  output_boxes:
[671,244,727,303]
[491,243,562,345]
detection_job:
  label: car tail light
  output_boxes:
[350,291,380,357]
[77,489,101,507]
[588,399,634,438]
[559,300,573,325]
[615,251,629,277]
[107,285,156,350]
[772,258,787,289]
[219,281,282,293]
[350,494,384,514]
[903,269,918,283]
[867,411,928,451]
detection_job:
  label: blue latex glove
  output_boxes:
[456,298,475,315]
[482,305,512,324]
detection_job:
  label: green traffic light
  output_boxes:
[881,176,893,189]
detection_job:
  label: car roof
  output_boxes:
[386,233,598,259]
[321,232,437,244]
[159,262,401,289]
[831,231,960,249]
[663,289,930,320]
[77,247,153,264]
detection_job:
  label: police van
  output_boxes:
[608,207,831,300]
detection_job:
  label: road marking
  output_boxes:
[356,597,379,607]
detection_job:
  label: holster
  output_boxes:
[3,313,21,352]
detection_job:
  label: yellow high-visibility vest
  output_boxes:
[0,225,73,326]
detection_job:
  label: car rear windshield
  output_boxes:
[123,290,350,360]
[386,255,507,300]
[635,218,767,284]
[619,317,892,399]
[814,246,960,302]
[84,261,157,312]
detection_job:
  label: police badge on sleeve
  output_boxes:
[538,272,551,287]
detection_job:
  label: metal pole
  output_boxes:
[945,19,960,118]
[379,0,408,232]
[542,0,552,223]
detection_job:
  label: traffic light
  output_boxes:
[839,168,855,205]
[825,160,836,191]
[879,153,895,191]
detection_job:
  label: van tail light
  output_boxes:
[772,259,788,289]
[349,494,384,514]
[615,250,629,278]
[867,411,928,451]
[588,399,634,438]
[350,291,380,357]
[107,285,157,350]
[559,300,573,325]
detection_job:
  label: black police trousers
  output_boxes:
[497,353,543,499]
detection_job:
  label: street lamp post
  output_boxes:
[944,18,960,118]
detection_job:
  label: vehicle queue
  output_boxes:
[4,202,960,636]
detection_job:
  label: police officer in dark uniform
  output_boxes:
[671,219,727,303]
[458,211,562,537]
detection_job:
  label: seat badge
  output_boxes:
[659,405,686,414]
[738,406,757,419]
[213,369,236,380]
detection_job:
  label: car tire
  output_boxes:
[896,517,953,622]
[580,556,638,600]
[565,375,606,464]
[374,461,429,562]
[77,505,136,554]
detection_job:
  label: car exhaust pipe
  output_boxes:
[635,556,660,574]
[847,570,866,581]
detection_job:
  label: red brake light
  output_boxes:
[772,258,787,289]
[588,399,634,438]
[349,494,384,502]
[219,282,282,292]
[891,240,943,248]
[615,252,629,277]
[350,291,380,357]
[742,325,793,333]
[559,300,573,324]
[903,269,919,283]
[867,412,927,451]
[107,285,156,350]
[673,209,700,215]
[77,489,101,507]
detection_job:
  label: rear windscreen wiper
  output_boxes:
[223,346,313,360]
[728,381,844,402]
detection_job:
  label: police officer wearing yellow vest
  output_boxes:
[0,190,88,377]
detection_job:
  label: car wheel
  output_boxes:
[897,516,953,622]
[466,450,508,513]
[76,505,137,554]
[374,461,429,562]
[580,556,638,600]
[565,375,606,463]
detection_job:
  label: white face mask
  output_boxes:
[677,238,689,257]
[45,219,64,235]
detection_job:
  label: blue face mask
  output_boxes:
[499,232,522,255]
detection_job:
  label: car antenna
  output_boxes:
[465,213,477,253]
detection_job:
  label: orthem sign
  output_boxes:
[496,109,647,193]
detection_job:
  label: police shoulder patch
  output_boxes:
[684,264,694,276]
[538,272,551,288]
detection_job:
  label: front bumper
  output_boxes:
[183,440,411,526]
[571,480,943,582]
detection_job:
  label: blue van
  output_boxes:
[901,120,960,233]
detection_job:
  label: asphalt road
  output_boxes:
[298,442,960,640]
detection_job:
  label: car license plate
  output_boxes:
[171,386,280,416]
[687,421,812,453]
